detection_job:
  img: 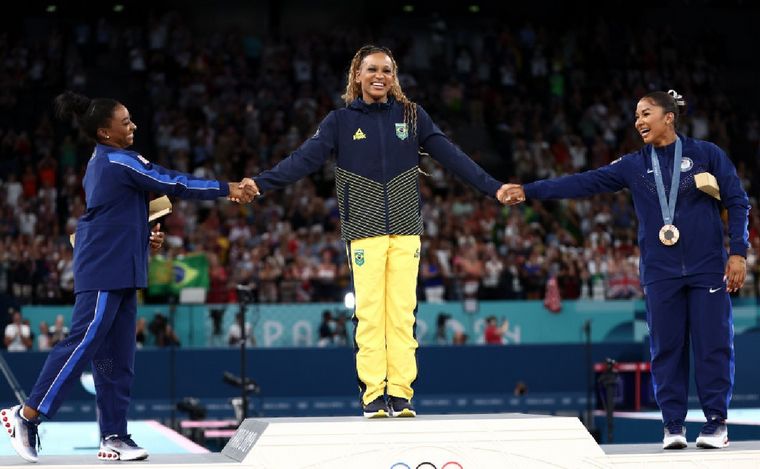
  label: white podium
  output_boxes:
[222,413,606,469]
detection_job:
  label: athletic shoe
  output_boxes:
[662,423,687,449]
[362,396,390,419]
[1,405,40,463]
[98,434,149,461]
[388,396,416,418]
[696,416,729,449]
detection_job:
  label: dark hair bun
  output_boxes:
[54,91,91,122]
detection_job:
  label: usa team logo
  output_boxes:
[395,123,408,140]
[680,157,693,172]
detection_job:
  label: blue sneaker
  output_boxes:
[696,416,728,449]
[662,422,686,449]
[388,396,416,418]
[362,396,390,419]
[1,405,40,462]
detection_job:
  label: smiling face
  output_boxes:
[355,52,394,104]
[98,104,137,149]
[635,98,676,147]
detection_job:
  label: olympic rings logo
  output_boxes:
[389,462,463,469]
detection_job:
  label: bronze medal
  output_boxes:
[659,224,680,246]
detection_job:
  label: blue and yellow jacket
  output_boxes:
[523,134,750,285]
[73,144,229,293]
[254,98,502,240]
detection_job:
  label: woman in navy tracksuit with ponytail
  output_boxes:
[1,91,255,463]
[502,90,749,450]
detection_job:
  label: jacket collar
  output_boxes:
[348,96,395,113]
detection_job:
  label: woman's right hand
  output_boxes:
[228,179,259,203]
[496,183,525,205]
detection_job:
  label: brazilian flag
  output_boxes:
[170,253,210,294]
[148,255,172,296]
[148,253,209,296]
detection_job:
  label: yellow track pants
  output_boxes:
[349,234,420,405]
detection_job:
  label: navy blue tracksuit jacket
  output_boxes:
[524,134,750,424]
[27,144,228,437]
[254,97,502,240]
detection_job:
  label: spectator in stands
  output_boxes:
[1,91,256,464]
[245,44,512,419]
[452,331,468,345]
[503,90,749,450]
[333,312,349,346]
[420,250,446,302]
[36,321,51,352]
[483,316,509,345]
[228,311,255,347]
[435,313,451,345]
[317,310,334,347]
[160,324,181,348]
[4,310,32,352]
[48,314,69,347]
[135,317,147,349]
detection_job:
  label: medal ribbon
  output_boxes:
[650,136,682,227]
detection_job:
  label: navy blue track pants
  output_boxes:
[645,273,734,425]
[26,289,137,437]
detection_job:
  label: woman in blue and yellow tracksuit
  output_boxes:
[252,45,510,418]
[0,91,254,463]
[503,90,750,449]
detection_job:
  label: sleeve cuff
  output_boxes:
[219,181,230,197]
[523,183,537,199]
[729,244,748,258]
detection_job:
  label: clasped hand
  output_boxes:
[495,183,525,205]
[228,178,260,203]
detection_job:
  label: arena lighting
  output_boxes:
[46,5,57,13]
[113,4,124,12]
[402,4,414,13]
[344,291,355,309]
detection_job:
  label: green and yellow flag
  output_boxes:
[148,253,209,296]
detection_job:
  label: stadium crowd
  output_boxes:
[0,6,758,313]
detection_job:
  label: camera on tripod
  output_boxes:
[236,284,256,305]
[223,371,261,395]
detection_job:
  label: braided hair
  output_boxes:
[342,45,418,139]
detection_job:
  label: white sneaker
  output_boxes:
[1,405,40,463]
[662,424,687,449]
[696,417,729,449]
[98,434,149,461]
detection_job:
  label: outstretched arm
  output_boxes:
[523,163,629,200]
[253,112,337,194]
[417,106,502,197]
[109,152,235,201]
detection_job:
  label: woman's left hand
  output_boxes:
[724,254,747,293]
[150,223,165,253]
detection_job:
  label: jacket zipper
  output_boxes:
[664,149,687,276]
[378,111,390,232]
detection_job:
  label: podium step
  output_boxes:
[224,413,605,468]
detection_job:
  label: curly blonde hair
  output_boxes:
[342,45,418,139]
